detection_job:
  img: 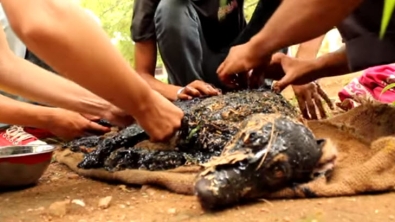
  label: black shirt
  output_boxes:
[131,0,246,52]
[337,0,395,71]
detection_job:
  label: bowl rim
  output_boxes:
[0,144,56,159]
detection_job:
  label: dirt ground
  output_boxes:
[1,73,395,222]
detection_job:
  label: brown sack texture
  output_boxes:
[55,100,395,198]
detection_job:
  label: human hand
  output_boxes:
[134,90,184,142]
[46,108,111,141]
[85,104,134,128]
[217,42,271,88]
[177,80,221,100]
[103,105,135,128]
[292,82,334,120]
[269,53,321,92]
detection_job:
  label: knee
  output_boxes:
[154,0,196,32]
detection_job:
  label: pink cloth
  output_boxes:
[338,64,395,110]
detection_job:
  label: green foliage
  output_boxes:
[244,0,258,21]
[80,0,134,63]
[381,82,395,94]
[380,83,395,105]
[380,0,395,38]
[79,0,163,67]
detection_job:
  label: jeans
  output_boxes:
[154,0,284,90]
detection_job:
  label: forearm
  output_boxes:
[307,46,350,79]
[2,0,154,116]
[135,40,181,101]
[0,94,56,129]
[250,0,362,56]
[139,73,182,101]
[0,52,112,118]
[295,35,325,59]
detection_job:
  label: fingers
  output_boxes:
[179,81,222,100]
[312,92,327,119]
[316,84,334,110]
[217,60,239,86]
[295,96,310,119]
[295,92,321,120]
[149,119,182,143]
[249,67,265,89]
[85,121,111,135]
[217,59,244,78]
[218,72,244,88]
[306,99,318,120]
[293,83,333,120]
[178,93,192,100]
[194,83,220,96]
[80,113,101,121]
[183,86,202,97]
[217,60,248,88]
[217,61,225,78]
[270,52,286,64]
[272,74,295,93]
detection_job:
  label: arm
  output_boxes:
[0,25,120,121]
[135,40,182,101]
[295,35,325,59]
[249,0,362,58]
[0,0,156,118]
[0,94,60,129]
[308,45,350,79]
[0,94,111,140]
[131,0,182,101]
[291,35,332,119]
[0,48,113,118]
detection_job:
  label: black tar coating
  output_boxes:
[66,88,299,171]
[75,125,149,169]
[194,115,325,210]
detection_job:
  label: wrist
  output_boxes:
[128,88,157,120]
[311,56,332,79]
[32,107,60,130]
[176,87,185,97]
[76,97,112,119]
[164,86,183,102]
[249,32,280,59]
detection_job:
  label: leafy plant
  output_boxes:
[380,0,395,38]
[380,83,395,105]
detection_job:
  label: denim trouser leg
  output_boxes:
[154,0,284,89]
[154,0,206,87]
[202,0,284,90]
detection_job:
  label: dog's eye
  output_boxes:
[249,132,258,139]
[243,132,259,144]
[312,172,322,178]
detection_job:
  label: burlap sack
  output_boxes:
[55,100,395,198]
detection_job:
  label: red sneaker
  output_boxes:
[23,127,54,139]
[0,126,47,146]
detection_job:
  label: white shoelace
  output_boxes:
[2,126,35,145]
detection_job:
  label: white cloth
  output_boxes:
[0,3,27,58]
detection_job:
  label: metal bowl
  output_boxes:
[0,145,56,188]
